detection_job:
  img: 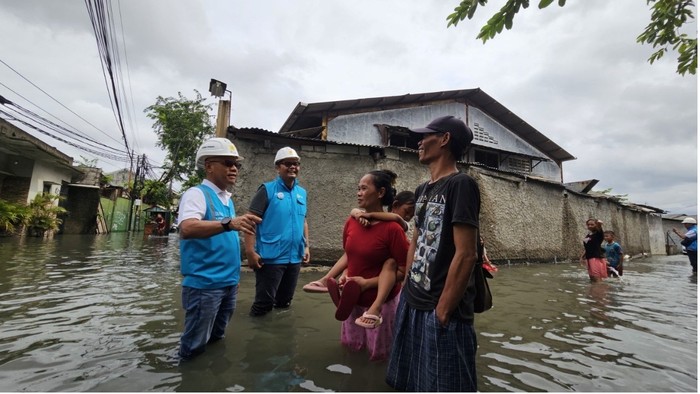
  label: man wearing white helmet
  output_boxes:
[176,137,261,360]
[245,146,310,316]
[673,217,697,274]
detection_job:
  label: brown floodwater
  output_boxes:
[0,233,696,391]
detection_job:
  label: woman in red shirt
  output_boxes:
[326,169,409,360]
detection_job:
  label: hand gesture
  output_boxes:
[231,213,262,235]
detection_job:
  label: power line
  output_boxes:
[0,109,130,162]
[0,94,128,155]
[84,0,133,163]
[0,57,124,147]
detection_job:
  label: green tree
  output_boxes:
[141,179,172,207]
[447,0,697,75]
[144,90,214,186]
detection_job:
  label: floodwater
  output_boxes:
[0,233,696,392]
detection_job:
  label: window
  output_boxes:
[474,150,499,168]
[43,182,52,195]
[507,157,532,173]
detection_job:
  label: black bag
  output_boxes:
[474,237,493,313]
[474,264,493,313]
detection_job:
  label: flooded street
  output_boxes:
[0,233,696,392]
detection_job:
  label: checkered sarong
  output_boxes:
[385,293,477,392]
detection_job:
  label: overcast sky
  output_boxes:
[0,0,697,214]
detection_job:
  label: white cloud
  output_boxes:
[0,0,696,213]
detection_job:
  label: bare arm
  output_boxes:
[435,223,478,326]
[403,228,419,285]
[303,219,310,263]
[243,211,263,269]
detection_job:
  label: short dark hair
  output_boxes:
[394,191,415,206]
[603,230,615,236]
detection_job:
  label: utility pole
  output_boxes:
[209,79,231,137]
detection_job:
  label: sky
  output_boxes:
[0,0,697,214]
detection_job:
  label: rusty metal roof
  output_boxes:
[278,88,576,163]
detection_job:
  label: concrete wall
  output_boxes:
[28,161,73,204]
[473,166,661,262]
[232,136,664,264]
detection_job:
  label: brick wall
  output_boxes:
[0,176,31,204]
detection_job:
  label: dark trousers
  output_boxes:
[687,250,697,273]
[250,263,301,316]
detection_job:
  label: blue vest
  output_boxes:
[687,225,698,252]
[180,184,241,289]
[255,176,307,264]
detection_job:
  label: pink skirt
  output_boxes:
[586,257,608,279]
[340,291,400,361]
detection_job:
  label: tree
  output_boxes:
[141,179,171,208]
[447,0,697,75]
[144,90,215,186]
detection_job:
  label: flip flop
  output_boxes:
[302,280,328,293]
[334,280,362,321]
[327,278,341,307]
[355,312,383,329]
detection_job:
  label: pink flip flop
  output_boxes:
[332,280,361,321]
[355,312,383,329]
[302,280,328,293]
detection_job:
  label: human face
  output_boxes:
[392,201,415,222]
[205,156,240,189]
[357,174,384,211]
[417,132,446,164]
[276,159,301,183]
[603,233,614,243]
[586,220,598,232]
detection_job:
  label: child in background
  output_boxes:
[603,230,624,277]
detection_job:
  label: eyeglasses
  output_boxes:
[280,161,300,168]
[208,159,242,169]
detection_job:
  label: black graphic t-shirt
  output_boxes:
[404,172,480,321]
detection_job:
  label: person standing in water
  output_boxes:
[581,219,607,282]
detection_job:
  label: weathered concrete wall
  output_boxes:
[232,138,427,261]
[232,136,664,263]
[468,166,661,262]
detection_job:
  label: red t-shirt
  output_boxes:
[343,218,409,307]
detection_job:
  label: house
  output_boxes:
[106,168,134,188]
[0,118,83,204]
[228,88,665,263]
[278,88,576,182]
[0,118,112,235]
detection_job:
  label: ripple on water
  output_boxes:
[0,235,696,392]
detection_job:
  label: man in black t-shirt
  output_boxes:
[386,115,481,392]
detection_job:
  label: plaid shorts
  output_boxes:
[386,293,477,392]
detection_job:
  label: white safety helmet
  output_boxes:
[195,138,242,170]
[681,217,697,224]
[274,147,300,165]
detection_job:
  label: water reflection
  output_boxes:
[0,233,696,392]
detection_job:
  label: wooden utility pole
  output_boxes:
[215,99,231,137]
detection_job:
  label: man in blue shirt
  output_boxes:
[245,147,310,316]
[177,138,261,360]
[674,217,697,274]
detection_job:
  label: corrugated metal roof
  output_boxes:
[278,88,576,163]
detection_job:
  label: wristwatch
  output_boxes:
[221,217,233,232]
